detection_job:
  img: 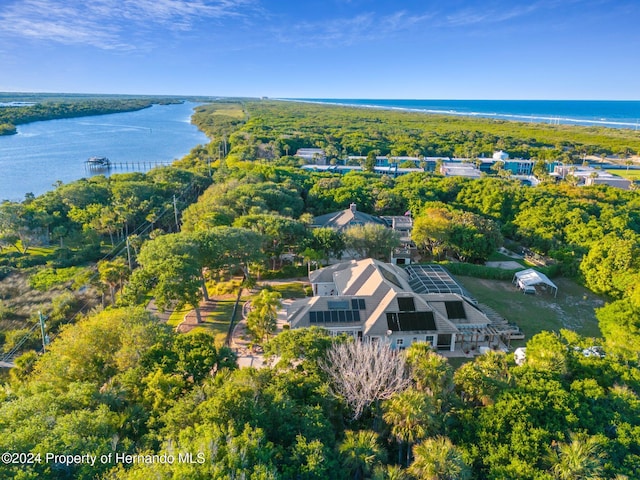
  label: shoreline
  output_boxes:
[0,102,208,202]
[281,98,640,131]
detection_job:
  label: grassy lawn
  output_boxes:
[168,295,250,346]
[487,251,521,263]
[457,276,605,341]
[266,282,309,299]
[23,245,55,256]
[170,284,306,346]
[210,103,245,119]
[605,168,640,180]
[167,306,191,327]
[0,243,54,261]
[196,298,239,345]
[604,168,640,180]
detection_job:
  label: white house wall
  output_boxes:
[314,282,337,296]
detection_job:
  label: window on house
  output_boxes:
[328,300,350,310]
[351,298,366,310]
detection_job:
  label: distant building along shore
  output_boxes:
[296,148,635,190]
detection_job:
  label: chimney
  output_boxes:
[349,203,357,213]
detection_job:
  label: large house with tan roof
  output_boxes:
[311,203,388,231]
[312,204,417,265]
[287,258,505,353]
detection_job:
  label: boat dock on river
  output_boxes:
[85,157,173,171]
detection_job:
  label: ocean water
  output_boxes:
[0,102,208,201]
[294,99,640,129]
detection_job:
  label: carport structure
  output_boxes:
[512,269,558,297]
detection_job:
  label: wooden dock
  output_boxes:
[85,160,173,171]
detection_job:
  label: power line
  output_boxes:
[1,174,206,363]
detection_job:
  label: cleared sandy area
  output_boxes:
[485,261,524,270]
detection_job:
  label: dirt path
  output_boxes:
[146,299,172,323]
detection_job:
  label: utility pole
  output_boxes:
[126,236,132,270]
[38,311,49,353]
[173,195,180,232]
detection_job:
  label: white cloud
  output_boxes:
[441,1,555,28]
[266,1,566,49]
[0,0,257,50]
[274,10,434,48]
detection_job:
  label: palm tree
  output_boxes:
[338,430,387,480]
[98,258,130,305]
[246,289,282,344]
[383,389,433,466]
[301,247,323,274]
[405,343,454,398]
[408,436,471,480]
[548,432,604,480]
[372,464,409,480]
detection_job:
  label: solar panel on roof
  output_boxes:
[444,301,466,319]
[309,308,362,324]
[386,312,436,331]
[397,297,416,312]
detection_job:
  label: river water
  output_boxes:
[0,102,209,201]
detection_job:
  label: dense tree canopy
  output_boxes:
[1,98,640,479]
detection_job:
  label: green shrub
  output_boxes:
[69,244,102,264]
[261,265,307,279]
[2,328,41,354]
[49,247,73,267]
[208,279,243,295]
[0,301,16,321]
[14,255,47,269]
[0,266,13,280]
[29,266,86,291]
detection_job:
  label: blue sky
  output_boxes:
[0,0,638,99]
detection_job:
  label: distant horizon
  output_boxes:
[3,94,640,130]
[1,1,639,100]
[2,92,640,102]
